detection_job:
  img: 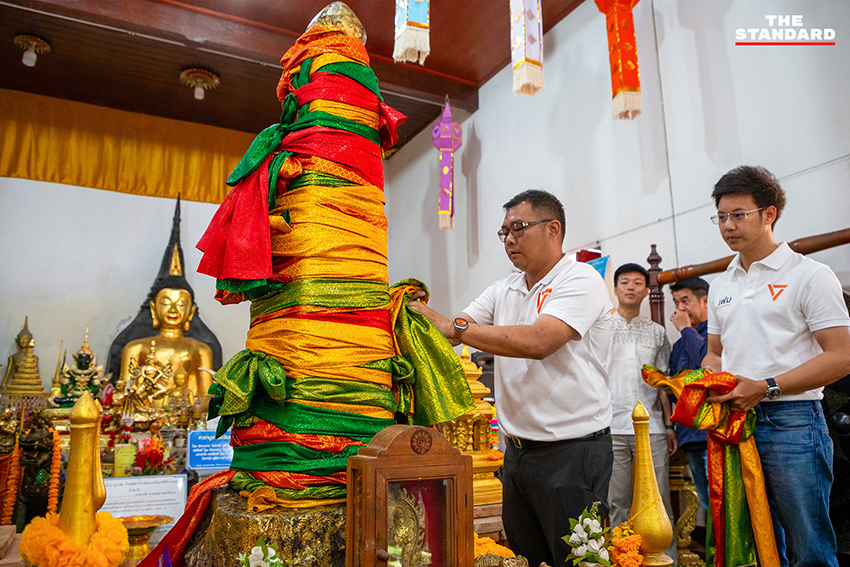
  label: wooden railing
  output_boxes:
[647,227,850,325]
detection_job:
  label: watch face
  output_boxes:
[766,387,781,400]
[453,317,468,329]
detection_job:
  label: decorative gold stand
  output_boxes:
[669,451,705,567]
[630,401,674,567]
[120,515,172,567]
[441,346,502,506]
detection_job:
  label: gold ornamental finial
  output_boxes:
[58,392,102,547]
[629,400,673,566]
[168,243,182,276]
[307,2,367,45]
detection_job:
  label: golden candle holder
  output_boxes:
[119,515,173,567]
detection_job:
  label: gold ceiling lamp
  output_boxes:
[179,68,220,101]
[14,34,51,68]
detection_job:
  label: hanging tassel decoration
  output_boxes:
[432,101,462,230]
[595,0,642,119]
[510,0,544,96]
[393,0,430,65]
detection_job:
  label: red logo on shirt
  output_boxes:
[768,284,788,301]
[537,288,552,314]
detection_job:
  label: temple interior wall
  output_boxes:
[2,0,849,388]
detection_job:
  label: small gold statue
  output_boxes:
[120,286,214,406]
[123,341,172,427]
[1,318,48,407]
[48,328,103,408]
[164,371,194,429]
[0,407,20,454]
[107,377,128,426]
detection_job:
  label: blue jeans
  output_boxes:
[754,401,837,567]
[685,447,709,513]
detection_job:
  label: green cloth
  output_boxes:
[229,471,347,500]
[389,279,475,425]
[249,279,390,321]
[230,441,363,475]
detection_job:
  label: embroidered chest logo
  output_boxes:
[768,284,788,301]
[717,296,733,308]
[537,288,552,314]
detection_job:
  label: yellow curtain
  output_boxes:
[0,89,256,204]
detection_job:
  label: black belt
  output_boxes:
[507,427,610,450]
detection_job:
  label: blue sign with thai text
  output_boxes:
[187,430,233,470]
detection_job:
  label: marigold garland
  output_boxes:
[19,511,129,567]
[1,441,21,525]
[473,532,514,558]
[47,429,62,513]
[608,524,643,567]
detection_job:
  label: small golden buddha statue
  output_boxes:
[123,341,171,427]
[0,407,20,454]
[48,328,103,408]
[1,318,48,406]
[164,371,194,429]
[120,287,213,406]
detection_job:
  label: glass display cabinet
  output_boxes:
[346,425,473,567]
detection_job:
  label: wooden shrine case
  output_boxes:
[346,425,474,567]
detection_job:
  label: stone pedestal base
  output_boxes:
[184,487,346,567]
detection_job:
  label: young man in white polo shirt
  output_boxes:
[409,190,613,567]
[703,166,850,566]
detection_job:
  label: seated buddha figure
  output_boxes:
[120,287,214,407]
[1,318,48,403]
[163,371,194,429]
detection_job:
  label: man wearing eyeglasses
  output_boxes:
[409,189,613,567]
[702,166,850,566]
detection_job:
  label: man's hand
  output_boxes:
[407,291,456,343]
[666,429,678,455]
[705,375,766,413]
[670,309,690,332]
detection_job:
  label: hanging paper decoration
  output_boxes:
[393,0,430,65]
[510,0,544,96]
[595,0,642,119]
[432,101,462,230]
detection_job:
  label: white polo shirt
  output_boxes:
[707,242,850,401]
[463,255,613,441]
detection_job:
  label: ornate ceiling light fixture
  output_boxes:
[179,68,220,101]
[14,35,51,68]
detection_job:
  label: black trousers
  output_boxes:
[501,430,613,567]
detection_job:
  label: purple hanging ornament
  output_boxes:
[431,101,462,230]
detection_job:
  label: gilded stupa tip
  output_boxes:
[308,2,367,45]
[631,400,649,422]
[69,391,99,425]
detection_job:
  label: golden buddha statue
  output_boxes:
[164,371,194,429]
[48,327,103,408]
[1,318,48,407]
[120,282,214,406]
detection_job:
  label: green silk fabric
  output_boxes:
[389,279,475,425]
[230,471,347,500]
[249,279,390,322]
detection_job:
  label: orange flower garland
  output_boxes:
[19,511,129,567]
[47,429,61,513]
[608,524,643,567]
[473,532,515,558]
[1,441,21,525]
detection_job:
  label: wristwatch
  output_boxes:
[452,317,469,343]
[764,378,781,400]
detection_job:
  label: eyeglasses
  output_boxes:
[497,219,553,242]
[710,208,765,225]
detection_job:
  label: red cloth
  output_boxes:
[196,156,273,280]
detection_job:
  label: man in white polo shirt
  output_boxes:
[703,166,850,567]
[409,189,613,567]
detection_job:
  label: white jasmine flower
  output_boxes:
[572,544,587,558]
[587,538,601,553]
[569,533,582,546]
[586,519,602,534]
[573,524,588,542]
[599,547,610,561]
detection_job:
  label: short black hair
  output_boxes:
[503,189,566,244]
[670,276,709,299]
[614,263,649,286]
[711,166,786,229]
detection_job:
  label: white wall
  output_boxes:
[385,0,850,342]
[0,179,251,389]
